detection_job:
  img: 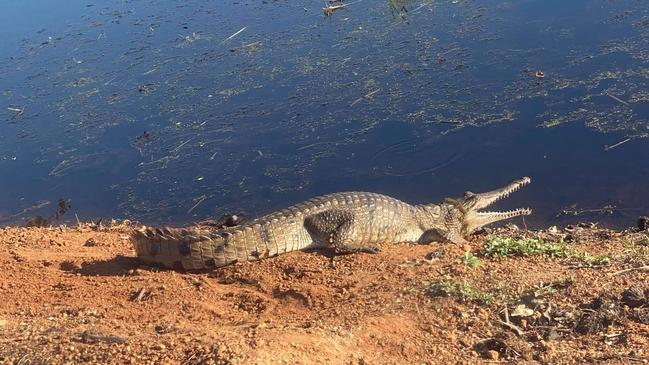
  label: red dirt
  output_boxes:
[1,222,648,364]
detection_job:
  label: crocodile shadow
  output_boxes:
[60,255,142,276]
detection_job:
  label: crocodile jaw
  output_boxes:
[463,177,532,231]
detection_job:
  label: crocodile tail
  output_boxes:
[131,226,236,270]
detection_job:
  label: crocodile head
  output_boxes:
[441,177,532,242]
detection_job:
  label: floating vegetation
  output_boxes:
[25,199,72,227]
[323,0,349,17]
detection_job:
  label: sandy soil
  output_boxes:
[1,221,648,364]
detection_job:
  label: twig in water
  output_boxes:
[556,204,617,217]
[605,92,629,106]
[364,89,380,98]
[324,0,362,16]
[604,138,631,151]
[350,97,363,107]
[222,27,247,43]
[350,88,381,106]
[3,200,51,221]
[187,195,207,214]
[172,138,192,152]
[324,4,346,16]
[7,107,24,116]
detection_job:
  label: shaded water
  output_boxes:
[1,0,648,227]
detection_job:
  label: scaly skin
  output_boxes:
[132,177,532,270]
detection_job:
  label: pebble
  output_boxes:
[486,350,499,360]
[84,238,98,247]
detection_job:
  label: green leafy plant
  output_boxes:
[457,251,481,269]
[482,237,572,258]
[482,236,611,267]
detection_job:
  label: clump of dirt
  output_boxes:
[1,222,649,364]
[621,286,649,325]
[574,296,621,335]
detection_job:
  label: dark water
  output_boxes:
[1,0,648,228]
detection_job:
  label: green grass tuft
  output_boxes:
[426,277,494,306]
[456,251,482,269]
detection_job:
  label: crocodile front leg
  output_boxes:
[304,209,380,254]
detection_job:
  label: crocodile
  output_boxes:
[132,177,532,270]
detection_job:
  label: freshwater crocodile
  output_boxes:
[132,177,532,270]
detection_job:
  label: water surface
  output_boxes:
[1,0,648,228]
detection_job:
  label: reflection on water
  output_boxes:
[0,0,648,228]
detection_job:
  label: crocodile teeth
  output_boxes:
[492,177,531,204]
[477,208,532,218]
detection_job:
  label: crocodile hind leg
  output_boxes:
[304,209,380,254]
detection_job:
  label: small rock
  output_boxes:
[154,323,175,334]
[84,238,98,247]
[486,350,499,360]
[637,216,649,231]
[425,247,445,260]
[510,304,534,318]
[540,339,556,354]
[519,318,528,329]
[152,343,166,351]
[545,328,562,341]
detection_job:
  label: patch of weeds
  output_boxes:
[457,251,481,269]
[482,236,611,267]
[426,277,494,306]
[628,232,649,247]
[512,278,574,313]
[619,234,649,266]
[640,235,649,247]
[575,297,620,335]
[543,277,574,293]
[575,252,611,266]
[482,236,572,258]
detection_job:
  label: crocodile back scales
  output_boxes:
[132,192,420,270]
